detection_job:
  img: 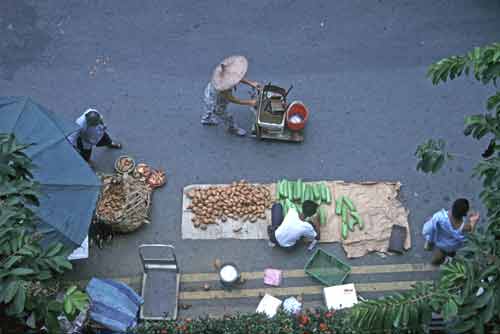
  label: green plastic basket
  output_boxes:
[304,248,351,286]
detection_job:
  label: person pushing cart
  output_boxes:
[201,55,262,137]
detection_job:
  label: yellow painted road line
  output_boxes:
[180,263,436,283]
[68,263,436,287]
[179,280,433,300]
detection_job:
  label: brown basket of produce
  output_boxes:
[146,169,167,189]
[95,173,152,233]
[115,155,135,174]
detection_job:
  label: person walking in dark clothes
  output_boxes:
[67,109,121,163]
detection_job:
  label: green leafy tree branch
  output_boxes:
[349,43,500,334]
[0,134,89,333]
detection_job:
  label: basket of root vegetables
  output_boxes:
[95,174,152,233]
[185,180,272,230]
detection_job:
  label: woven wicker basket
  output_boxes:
[95,173,152,233]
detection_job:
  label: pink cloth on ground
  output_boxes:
[264,268,283,286]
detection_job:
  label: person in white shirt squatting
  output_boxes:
[268,200,321,249]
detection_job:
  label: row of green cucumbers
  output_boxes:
[276,179,332,204]
[335,196,364,239]
[276,179,331,226]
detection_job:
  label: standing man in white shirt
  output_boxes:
[67,108,122,163]
[268,200,321,249]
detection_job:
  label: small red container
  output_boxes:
[286,101,309,131]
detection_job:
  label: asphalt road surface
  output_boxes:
[1,0,499,316]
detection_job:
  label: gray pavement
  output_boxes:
[2,0,500,315]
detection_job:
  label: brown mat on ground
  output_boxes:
[182,181,410,258]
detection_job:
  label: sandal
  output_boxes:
[227,127,247,137]
[108,141,122,149]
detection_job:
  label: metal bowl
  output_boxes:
[134,163,152,178]
[219,263,241,287]
[114,155,135,174]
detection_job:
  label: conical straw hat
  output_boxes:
[211,55,248,91]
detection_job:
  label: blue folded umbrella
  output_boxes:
[0,96,101,251]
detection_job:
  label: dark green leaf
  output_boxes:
[3,255,21,269]
[63,297,74,315]
[45,243,63,257]
[4,280,20,303]
[43,258,62,273]
[47,300,62,312]
[52,256,72,270]
[452,319,475,333]
[474,322,485,334]
[442,300,458,320]
[458,306,478,320]
[0,211,17,226]
[9,268,35,276]
[420,303,433,326]
[393,305,404,328]
[433,154,445,172]
[46,311,60,334]
[383,305,395,329]
[37,270,52,281]
[0,227,14,239]
[479,295,495,324]
[17,247,34,256]
[65,285,77,296]
[473,289,493,309]
[10,284,26,314]
[480,265,498,280]
[401,304,410,327]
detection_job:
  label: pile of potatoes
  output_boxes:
[186,180,272,230]
[96,178,126,222]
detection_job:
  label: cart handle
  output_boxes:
[138,244,177,266]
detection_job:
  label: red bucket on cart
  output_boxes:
[286,101,309,131]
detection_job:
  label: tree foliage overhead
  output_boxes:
[349,43,500,333]
[0,134,88,333]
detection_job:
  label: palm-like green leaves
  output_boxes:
[427,43,500,86]
[394,43,500,333]
[419,43,500,174]
[415,139,451,173]
[348,283,435,332]
[63,285,89,321]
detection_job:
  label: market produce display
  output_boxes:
[115,155,135,174]
[186,180,272,230]
[335,196,364,239]
[95,173,153,233]
[276,179,332,223]
[96,177,126,222]
[95,158,166,234]
[146,170,167,189]
[134,163,152,178]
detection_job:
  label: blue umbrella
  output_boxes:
[0,96,101,250]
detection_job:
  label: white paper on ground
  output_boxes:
[283,297,302,314]
[256,294,282,318]
[68,236,89,261]
[323,283,358,310]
